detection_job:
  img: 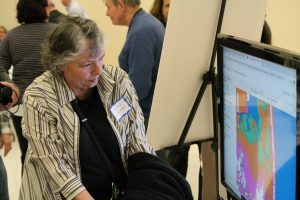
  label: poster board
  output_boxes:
[147,0,268,150]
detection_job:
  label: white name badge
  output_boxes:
[110,98,132,121]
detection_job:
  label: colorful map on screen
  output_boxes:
[236,88,275,200]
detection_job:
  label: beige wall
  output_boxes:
[266,0,300,53]
[0,0,299,64]
[55,0,154,66]
[0,0,154,66]
[75,0,154,66]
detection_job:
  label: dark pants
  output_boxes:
[12,115,27,169]
[0,156,9,200]
[168,145,191,177]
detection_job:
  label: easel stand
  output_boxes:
[226,191,235,200]
[167,0,227,199]
[168,67,220,200]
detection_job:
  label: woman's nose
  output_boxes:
[92,62,102,75]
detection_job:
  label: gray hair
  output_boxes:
[42,16,105,73]
[111,0,141,6]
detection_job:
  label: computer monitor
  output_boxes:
[217,34,300,200]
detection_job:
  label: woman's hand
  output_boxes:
[0,134,12,157]
[73,190,95,200]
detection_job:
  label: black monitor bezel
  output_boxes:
[217,33,300,200]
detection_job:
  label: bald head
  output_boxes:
[61,0,71,7]
[111,0,141,6]
[0,25,8,41]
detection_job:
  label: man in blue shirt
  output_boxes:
[105,0,165,128]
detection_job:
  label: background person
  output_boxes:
[0,26,7,41]
[19,16,154,200]
[61,0,89,18]
[105,0,166,162]
[150,0,170,27]
[0,0,56,168]
[0,81,19,200]
[0,27,20,198]
[261,20,272,44]
[104,0,165,130]
[47,0,65,23]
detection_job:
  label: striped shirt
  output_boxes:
[0,23,56,100]
[19,64,154,200]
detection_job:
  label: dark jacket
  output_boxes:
[122,152,193,200]
[49,10,64,24]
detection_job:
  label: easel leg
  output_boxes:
[168,145,190,177]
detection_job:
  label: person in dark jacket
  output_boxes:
[104,0,165,128]
[47,0,65,23]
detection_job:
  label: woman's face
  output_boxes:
[162,0,170,24]
[61,49,105,97]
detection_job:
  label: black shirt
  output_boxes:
[75,88,127,200]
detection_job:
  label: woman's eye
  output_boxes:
[98,56,104,62]
[82,63,92,67]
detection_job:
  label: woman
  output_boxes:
[0,0,55,167]
[19,16,154,200]
[150,0,170,27]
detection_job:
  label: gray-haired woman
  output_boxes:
[20,16,154,200]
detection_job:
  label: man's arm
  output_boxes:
[0,134,12,156]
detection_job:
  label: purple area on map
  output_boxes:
[237,142,257,199]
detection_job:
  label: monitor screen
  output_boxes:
[217,34,300,200]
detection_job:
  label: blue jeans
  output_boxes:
[0,156,9,200]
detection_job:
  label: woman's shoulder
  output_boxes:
[101,65,134,96]
[23,71,71,110]
[24,71,56,96]
[103,64,127,80]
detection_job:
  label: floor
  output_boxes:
[2,137,227,200]
[1,137,22,200]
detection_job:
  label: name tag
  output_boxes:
[110,98,132,121]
